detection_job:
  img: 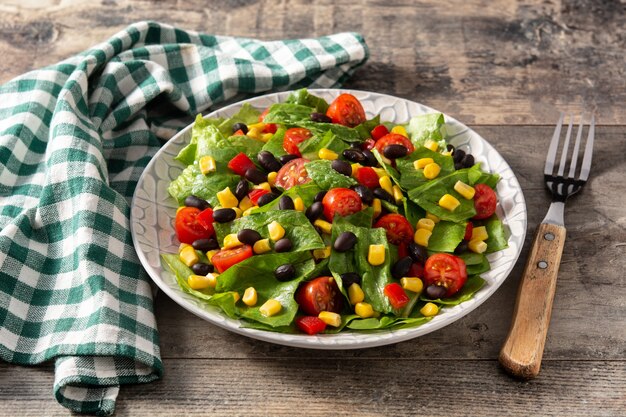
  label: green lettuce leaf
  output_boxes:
[260,126,287,157]
[285,89,329,113]
[354,115,381,140]
[421,275,486,306]
[305,160,357,190]
[167,163,240,207]
[467,164,500,188]
[214,103,261,136]
[427,221,466,253]
[396,147,455,190]
[251,182,323,213]
[298,130,349,160]
[405,113,445,148]
[482,217,509,253]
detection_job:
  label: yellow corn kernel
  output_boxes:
[318,311,342,327]
[318,148,338,160]
[179,245,199,267]
[267,171,278,187]
[232,292,240,303]
[232,207,243,219]
[471,226,489,242]
[243,206,258,216]
[187,273,218,290]
[313,246,331,260]
[217,187,239,208]
[423,162,441,179]
[268,221,285,241]
[348,283,365,304]
[379,176,393,196]
[206,250,218,263]
[351,163,363,177]
[238,196,253,212]
[392,185,404,204]
[368,244,385,266]
[414,157,434,170]
[314,219,333,234]
[178,242,191,253]
[442,150,452,156]
[253,182,271,191]
[222,233,242,249]
[414,228,432,247]
[247,126,262,139]
[424,139,439,152]
[426,212,440,223]
[260,133,273,143]
[468,239,488,254]
[454,180,476,200]
[420,302,439,317]
[372,198,382,218]
[372,167,387,178]
[391,125,408,137]
[417,218,435,232]
[253,238,271,254]
[259,299,282,317]
[199,155,216,175]
[293,197,305,212]
[242,287,257,306]
[355,302,375,318]
[247,122,265,130]
[439,193,460,212]
[401,277,424,293]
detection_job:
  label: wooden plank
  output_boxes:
[0,0,623,124]
[1,360,624,416]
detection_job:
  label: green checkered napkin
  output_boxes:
[0,21,368,415]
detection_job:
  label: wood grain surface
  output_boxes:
[0,0,625,416]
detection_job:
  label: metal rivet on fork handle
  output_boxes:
[537,261,548,269]
[544,233,555,241]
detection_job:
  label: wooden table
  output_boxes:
[1,1,624,415]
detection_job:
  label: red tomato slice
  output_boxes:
[275,158,311,190]
[295,316,327,335]
[397,241,409,259]
[283,127,312,156]
[472,183,497,220]
[423,253,468,297]
[355,166,380,189]
[384,283,410,309]
[361,138,376,151]
[322,188,362,220]
[211,245,253,273]
[295,276,343,315]
[175,207,213,244]
[259,107,278,134]
[248,189,270,205]
[370,124,389,141]
[195,207,215,237]
[464,222,474,241]
[374,214,415,245]
[325,93,366,127]
[227,152,256,176]
[233,129,245,136]
[374,133,415,154]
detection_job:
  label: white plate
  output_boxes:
[130,89,527,350]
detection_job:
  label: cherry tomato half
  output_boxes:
[295,316,327,335]
[275,158,311,190]
[472,183,497,220]
[374,214,415,245]
[259,107,278,134]
[371,124,390,141]
[175,207,213,244]
[423,253,468,297]
[211,244,254,273]
[384,283,410,309]
[361,138,376,151]
[355,166,380,189]
[326,93,366,127]
[227,152,256,176]
[374,133,415,154]
[195,207,215,237]
[464,222,474,241]
[248,189,270,205]
[283,127,312,156]
[295,276,344,315]
[322,188,362,220]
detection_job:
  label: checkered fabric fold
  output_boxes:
[0,21,368,415]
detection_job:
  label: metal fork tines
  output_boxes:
[542,113,595,226]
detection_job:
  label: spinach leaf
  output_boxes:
[466,255,491,275]
[214,103,260,136]
[260,126,287,157]
[298,131,349,160]
[262,103,313,125]
[167,163,240,206]
[405,113,445,148]
[251,182,323,213]
[347,315,431,330]
[305,160,357,190]
[285,88,329,113]
[402,199,426,228]
[427,221,466,253]
[467,164,500,188]
[396,147,455,190]
[342,207,375,228]
[354,115,381,140]
[372,149,401,186]
[421,275,485,306]
[299,122,362,143]
[482,217,509,253]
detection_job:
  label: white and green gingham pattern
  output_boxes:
[0,21,368,415]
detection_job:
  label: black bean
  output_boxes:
[331,159,352,177]
[352,184,373,205]
[373,187,394,203]
[454,241,469,255]
[340,272,361,287]
[213,208,236,223]
[237,228,262,245]
[333,231,357,252]
[184,195,210,211]
[274,238,292,253]
[461,154,475,168]
[279,154,299,165]
[361,150,378,167]
[454,162,464,170]
[391,256,413,280]
[452,149,466,163]
[310,112,332,123]
[245,167,267,185]
[446,144,455,153]
[257,192,279,207]
[383,144,408,159]
[342,148,365,163]
[408,242,428,263]
[232,122,248,134]
[278,196,295,210]
[192,238,219,252]
[257,151,282,173]
[191,262,214,275]
[305,201,323,221]
[425,284,447,299]
[313,191,327,203]
[234,179,249,201]
[274,263,296,281]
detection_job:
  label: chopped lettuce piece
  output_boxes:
[285,88,329,113]
[396,147,455,190]
[421,275,486,306]
[482,217,509,253]
[167,163,240,207]
[260,126,287,157]
[305,160,357,190]
[427,221,466,253]
[405,113,445,148]
[251,182,323,213]
[298,130,349,160]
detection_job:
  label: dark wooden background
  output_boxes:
[0,1,624,415]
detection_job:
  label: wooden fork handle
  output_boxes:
[499,223,566,379]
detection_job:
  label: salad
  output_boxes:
[161,89,508,335]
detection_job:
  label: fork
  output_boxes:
[499,112,595,379]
